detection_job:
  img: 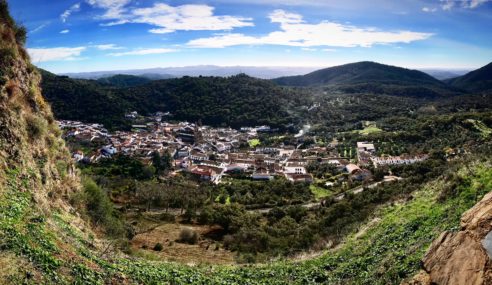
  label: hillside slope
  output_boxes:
[0,2,100,283]
[40,71,299,129]
[273,61,460,97]
[407,174,492,284]
[446,62,492,93]
[96,74,152,87]
[39,69,131,129]
[274,61,443,86]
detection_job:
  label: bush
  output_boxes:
[14,25,27,44]
[25,114,47,140]
[82,177,126,238]
[153,243,163,251]
[179,228,199,244]
[0,48,15,71]
[0,0,13,25]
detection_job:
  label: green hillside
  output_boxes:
[40,71,299,129]
[96,74,152,87]
[446,62,492,93]
[273,61,460,97]
[274,62,444,86]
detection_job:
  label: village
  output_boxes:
[59,112,428,186]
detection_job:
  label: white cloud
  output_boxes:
[61,3,81,22]
[269,9,304,24]
[440,0,488,10]
[188,10,432,48]
[322,48,336,52]
[108,48,177,56]
[94,44,123,50]
[60,29,70,34]
[28,47,86,62]
[422,7,437,12]
[86,0,131,19]
[30,23,48,34]
[301,47,316,51]
[468,0,488,8]
[87,2,253,33]
[440,0,455,10]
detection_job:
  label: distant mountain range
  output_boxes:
[62,66,318,80]
[420,69,470,80]
[61,64,471,81]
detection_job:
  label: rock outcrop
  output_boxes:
[407,191,492,285]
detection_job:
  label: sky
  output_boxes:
[7,0,492,73]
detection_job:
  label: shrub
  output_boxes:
[179,228,199,245]
[158,213,175,223]
[25,114,47,140]
[0,48,15,70]
[82,177,126,238]
[0,0,13,25]
[14,24,27,44]
[153,243,163,251]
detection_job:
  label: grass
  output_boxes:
[2,159,491,284]
[310,184,332,200]
[465,119,492,138]
[248,139,261,148]
[359,125,383,135]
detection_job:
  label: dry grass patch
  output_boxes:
[131,223,235,265]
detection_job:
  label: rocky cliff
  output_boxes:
[0,1,95,283]
[407,190,492,285]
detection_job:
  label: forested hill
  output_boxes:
[273,61,444,86]
[96,74,152,87]
[39,69,131,129]
[121,74,297,128]
[273,61,461,97]
[446,62,492,93]
[40,70,299,129]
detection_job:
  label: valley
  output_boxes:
[1,1,492,283]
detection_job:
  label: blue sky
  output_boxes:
[7,0,492,73]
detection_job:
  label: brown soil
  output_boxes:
[130,223,236,265]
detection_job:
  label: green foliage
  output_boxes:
[152,151,172,174]
[0,47,16,81]
[248,139,261,148]
[446,62,492,93]
[0,0,14,26]
[38,69,132,130]
[153,243,163,251]
[82,177,125,237]
[81,154,153,180]
[274,61,459,97]
[212,178,313,208]
[40,72,298,129]
[0,169,63,282]
[2,161,492,285]
[14,24,26,45]
[25,114,47,140]
[96,74,151,87]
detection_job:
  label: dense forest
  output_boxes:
[39,61,491,132]
[40,70,301,130]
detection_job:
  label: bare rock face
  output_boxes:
[406,191,492,285]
